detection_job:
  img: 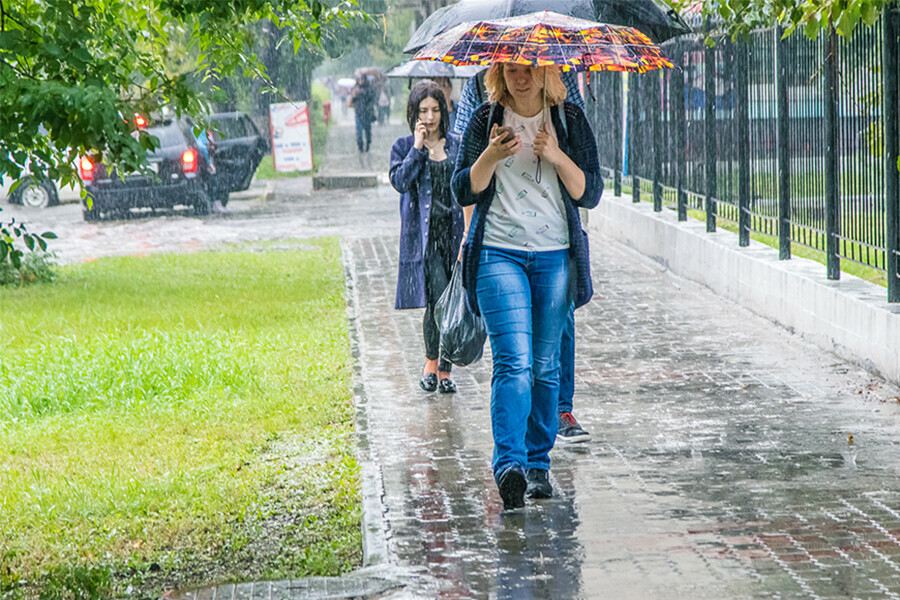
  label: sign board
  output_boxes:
[269,102,313,172]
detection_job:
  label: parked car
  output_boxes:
[206,111,267,204]
[78,111,267,221]
[79,117,215,221]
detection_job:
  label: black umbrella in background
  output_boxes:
[596,0,692,44]
[402,0,691,54]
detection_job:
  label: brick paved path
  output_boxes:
[165,118,900,599]
[346,205,900,598]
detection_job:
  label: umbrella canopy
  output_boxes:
[596,0,692,44]
[413,11,675,74]
[403,0,690,54]
[385,60,484,79]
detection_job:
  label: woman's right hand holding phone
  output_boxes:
[483,123,520,164]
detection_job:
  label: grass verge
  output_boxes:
[0,239,360,599]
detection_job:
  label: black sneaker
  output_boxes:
[496,464,526,510]
[557,411,591,444]
[525,469,552,499]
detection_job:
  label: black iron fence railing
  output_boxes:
[583,10,900,302]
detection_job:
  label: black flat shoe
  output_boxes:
[438,378,456,394]
[419,372,438,392]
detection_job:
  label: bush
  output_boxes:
[0,206,57,287]
[0,251,57,286]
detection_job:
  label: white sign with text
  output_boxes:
[269,102,313,172]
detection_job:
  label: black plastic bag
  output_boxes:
[434,261,487,366]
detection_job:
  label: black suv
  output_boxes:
[79,118,215,221]
[206,112,267,204]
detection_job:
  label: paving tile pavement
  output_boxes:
[160,119,900,599]
[344,207,900,599]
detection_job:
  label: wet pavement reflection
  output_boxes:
[346,223,900,598]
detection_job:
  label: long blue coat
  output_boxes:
[389,133,464,310]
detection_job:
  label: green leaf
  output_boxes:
[24,235,35,251]
[805,17,821,39]
[42,232,58,239]
[859,3,874,24]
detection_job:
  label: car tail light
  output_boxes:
[79,157,94,182]
[182,149,198,173]
[135,114,148,129]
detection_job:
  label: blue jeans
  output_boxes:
[476,247,569,479]
[558,304,575,414]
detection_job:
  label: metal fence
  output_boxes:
[584,11,900,302]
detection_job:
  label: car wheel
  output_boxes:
[83,206,101,222]
[193,188,211,216]
[82,195,101,221]
[214,188,230,207]
[10,177,58,208]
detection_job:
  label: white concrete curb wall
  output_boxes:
[592,193,900,385]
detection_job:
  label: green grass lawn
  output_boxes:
[0,239,360,599]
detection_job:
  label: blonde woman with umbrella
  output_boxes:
[452,62,602,509]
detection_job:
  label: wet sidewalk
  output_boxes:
[345,215,900,598]
[156,116,900,599]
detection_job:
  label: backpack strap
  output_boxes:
[486,102,498,141]
[556,103,569,144]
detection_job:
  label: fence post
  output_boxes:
[776,27,791,260]
[705,19,717,232]
[675,49,688,221]
[631,74,642,203]
[886,4,900,301]
[654,71,663,212]
[613,74,623,196]
[736,40,751,246]
[824,26,840,279]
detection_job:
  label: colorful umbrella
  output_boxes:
[403,0,690,55]
[413,10,675,74]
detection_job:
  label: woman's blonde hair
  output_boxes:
[483,63,567,107]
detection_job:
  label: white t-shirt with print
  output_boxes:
[482,108,569,252]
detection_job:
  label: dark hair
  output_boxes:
[406,80,449,138]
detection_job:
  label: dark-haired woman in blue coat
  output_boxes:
[389,80,464,394]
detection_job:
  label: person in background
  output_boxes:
[433,77,457,135]
[453,69,592,446]
[378,85,391,126]
[451,63,602,510]
[351,74,376,163]
[193,128,228,214]
[389,80,464,394]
